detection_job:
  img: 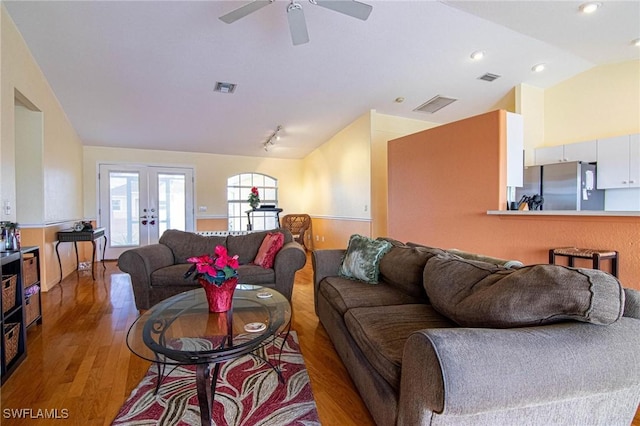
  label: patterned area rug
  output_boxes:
[112,331,320,425]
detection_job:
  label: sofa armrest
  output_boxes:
[398,319,640,425]
[624,288,640,319]
[273,241,307,301]
[311,249,345,314]
[117,244,175,309]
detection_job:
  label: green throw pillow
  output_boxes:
[339,234,392,284]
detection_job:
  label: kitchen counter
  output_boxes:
[487,210,640,217]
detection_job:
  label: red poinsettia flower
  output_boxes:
[186,246,239,286]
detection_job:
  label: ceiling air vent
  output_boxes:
[214,81,237,94]
[478,73,501,82]
[413,95,457,114]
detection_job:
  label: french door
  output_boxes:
[98,164,194,259]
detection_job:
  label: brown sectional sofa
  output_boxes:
[313,238,640,425]
[119,229,306,310]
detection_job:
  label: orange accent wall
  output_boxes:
[388,110,640,289]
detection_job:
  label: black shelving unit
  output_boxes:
[0,246,41,385]
[1,250,27,384]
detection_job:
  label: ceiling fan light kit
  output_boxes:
[219,0,373,45]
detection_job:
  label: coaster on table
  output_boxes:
[256,291,272,299]
[244,322,267,333]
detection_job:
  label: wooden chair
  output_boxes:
[281,214,313,251]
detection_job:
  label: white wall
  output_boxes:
[14,103,44,224]
[1,6,84,225]
[301,112,371,220]
[83,146,305,221]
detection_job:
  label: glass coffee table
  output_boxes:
[126,284,291,426]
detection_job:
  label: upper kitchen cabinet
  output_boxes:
[597,134,640,189]
[534,140,597,165]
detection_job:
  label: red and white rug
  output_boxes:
[112,331,320,425]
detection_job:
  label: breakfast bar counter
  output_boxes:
[487,210,640,217]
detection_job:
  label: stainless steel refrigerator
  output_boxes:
[515,162,604,210]
[542,161,604,210]
[515,165,542,206]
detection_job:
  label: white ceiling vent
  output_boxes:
[478,73,501,82]
[214,82,237,94]
[413,95,457,114]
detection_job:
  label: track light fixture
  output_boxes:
[263,125,283,152]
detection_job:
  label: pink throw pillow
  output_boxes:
[253,232,284,269]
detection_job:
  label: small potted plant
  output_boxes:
[248,186,260,210]
[184,246,239,312]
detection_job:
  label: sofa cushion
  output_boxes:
[344,304,456,390]
[151,263,199,287]
[339,234,392,284]
[378,244,446,299]
[159,230,227,264]
[423,254,625,328]
[237,264,274,285]
[319,276,424,316]
[446,248,523,269]
[253,232,284,269]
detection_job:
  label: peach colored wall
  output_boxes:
[20,221,85,291]
[309,217,371,250]
[388,110,640,289]
[196,218,228,232]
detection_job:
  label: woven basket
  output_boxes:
[2,275,17,314]
[23,255,38,287]
[4,322,20,364]
[25,288,41,326]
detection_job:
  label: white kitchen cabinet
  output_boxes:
[563,140,597,162]
[534,140,597,165]
[506,112,523,187]
[534,145,564,165]
[597,134,640,189]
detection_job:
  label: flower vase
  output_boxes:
[199,277,238,313]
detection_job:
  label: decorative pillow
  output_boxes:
[339,234,392,284]
[253,232,284,269]
[423,253,624,328]
[378,243,447,299]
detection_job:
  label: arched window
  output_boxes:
[227,173,278,231]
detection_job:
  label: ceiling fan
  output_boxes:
[219,0,373,46]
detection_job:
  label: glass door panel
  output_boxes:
[108,171,140,247]
[99,164,194,259]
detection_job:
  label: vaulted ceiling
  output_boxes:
[5,1,639,159]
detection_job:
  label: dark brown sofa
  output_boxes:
[313,238,640,425]
[118,229,306,310]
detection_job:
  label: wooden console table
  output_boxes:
[55,227,107,283]
[245,208,283,231]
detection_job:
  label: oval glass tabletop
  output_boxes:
[126,284,291,365]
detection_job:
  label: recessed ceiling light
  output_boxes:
[531,63,546,73]
[633,38,640,47]
[395,97,405,103]
[579,2,601,14]
[470,50,485,60]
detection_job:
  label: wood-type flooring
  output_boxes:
[1,254,638,425]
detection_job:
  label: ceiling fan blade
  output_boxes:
[219,0,274,24]
[287,3,310,45]
[313,0,373,21]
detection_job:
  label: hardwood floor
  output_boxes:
[0,256,374,425]
[1,255,638,425]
